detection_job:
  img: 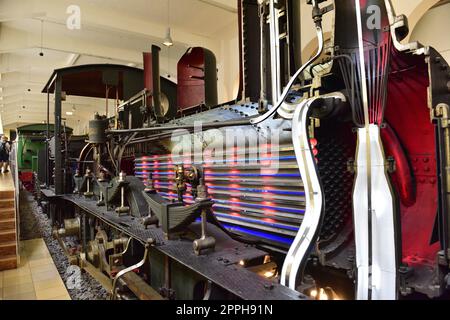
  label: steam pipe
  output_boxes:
[77,143,92,171]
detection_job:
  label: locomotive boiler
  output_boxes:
[38,0,450,300]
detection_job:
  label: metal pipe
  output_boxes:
[77,143,92,171]
[258,0,269,113]
[46,87,50,187]
[333,54,362,128]
[119,237,132,256]
[107,142,119,175]
[269,0,281,103]
[54,77,63,194]
[152,45,163,120]
[107,118,253,135]
[121,185,125,208]
[117,89,148,112]
[106,85,109,117]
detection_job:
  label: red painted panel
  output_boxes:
[383,49,440,263]
[177,47,206,110]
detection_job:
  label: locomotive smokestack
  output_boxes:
[143,51,153,110]
[142,45,163,121]
[151,45,163,121]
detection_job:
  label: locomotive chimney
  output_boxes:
[151,45,163,121]
[143,51,153,110]
[143,45,163,121]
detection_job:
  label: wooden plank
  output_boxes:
[0,208,15,219]
[0,241,16,256]
[0,172,15,193]
[0,172,17,271]
[0,230,16,242]
[0,199,14,209]
[0,190,14,198]
[0,218,15,231]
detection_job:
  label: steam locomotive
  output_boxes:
[38,0,450,300]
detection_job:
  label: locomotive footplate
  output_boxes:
[61,193,305,300]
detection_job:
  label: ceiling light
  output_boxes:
[66,111,73,116]
[39,20,45,57]
[163,0,173,47]
[163,27,173,47]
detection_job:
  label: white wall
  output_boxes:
[0,114,4,135]
[409,2,450,62]
[214,17,240,103]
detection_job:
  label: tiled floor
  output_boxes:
[0,239,71,300]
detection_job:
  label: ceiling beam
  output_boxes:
[65,53,80,66]
[0,11,46,23]
[197,0,238,13]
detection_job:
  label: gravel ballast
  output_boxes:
[19,190,108,300]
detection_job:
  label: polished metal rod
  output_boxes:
[107,118,254,135]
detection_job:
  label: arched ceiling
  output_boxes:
[0,0,237,134]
